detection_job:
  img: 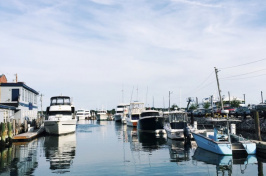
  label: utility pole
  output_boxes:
[215,67,224,110]
[243,94,245,104]
[40,94,43,117]
[261,91,263,104]
[168,91,173,112]
[228,91,230,106]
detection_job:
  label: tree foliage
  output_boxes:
[189,103,197,110]
[203,102,210,109]
[230,99,241,108]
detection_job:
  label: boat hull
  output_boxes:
[138,116,165,133]
[96,114,108,121]
[192,132,232,155]
[114,114,122,122]
[44,120,76,135]
[127,120,138,127]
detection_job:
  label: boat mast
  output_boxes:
[214,67,224,110]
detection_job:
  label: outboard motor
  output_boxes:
[183,126,191,141]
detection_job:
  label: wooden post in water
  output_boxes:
[7,122,12,144]
[1,123,6,145]
[258,160,263,176]
[254,111,262,141]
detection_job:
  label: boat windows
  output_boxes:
[170,122,188,129]
[50,97,71,105]
[116,111,123,113]
[131,114,139,120]
[141,112,159,117]
[49,111,72,115]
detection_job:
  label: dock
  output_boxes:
[12,125,44,141]
[252,140,266,156]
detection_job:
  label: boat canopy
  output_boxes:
[168,111,188,122]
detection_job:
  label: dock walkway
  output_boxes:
[12,125,44,141]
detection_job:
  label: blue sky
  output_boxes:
[1,0,266,110]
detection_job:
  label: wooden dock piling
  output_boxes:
[254,111,262,141]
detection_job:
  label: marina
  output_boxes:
[0,120,265,176]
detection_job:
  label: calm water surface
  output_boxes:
[0,120,265,176]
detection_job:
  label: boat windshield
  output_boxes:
[132,114,139,120]
[51,97,71,105]
[169,113,188,122]
[49,111,72,115]
[117,106,125,108]
[116,111,123,113]
[141,112,159,117]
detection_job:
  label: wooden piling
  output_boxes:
[1,123,6,146]
[254,111,262,141]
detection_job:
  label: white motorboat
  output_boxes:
[114,103,129,124]
[44,96,76,135]
[96,109,108,121]
[164,111,203,140]
[76,109,86,120]
[127,101,145,127]
[137,110,165,133]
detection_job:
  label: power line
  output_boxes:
[220,58,266,69]
[220,68,266,79]
[222,73,266,80]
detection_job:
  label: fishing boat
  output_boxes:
[44,96,76,135]
[137,110,165,133]
[114,103,129,123]
[164,110,202,140]
[76,109,86,120]
[96,109,108,121]
[127,101,145,127]
[191,111,256,155]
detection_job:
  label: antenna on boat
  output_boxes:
[130,86,134,103]
[145,86,148,105]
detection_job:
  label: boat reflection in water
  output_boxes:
[193,147,257,175]
[138,131,167,152]
[167,139,196,163]
[0,139,40,175]
[44,133,76,174]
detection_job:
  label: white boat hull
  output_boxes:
[97,114,108,121]
[127,119,138,127]
[44,120,76,135]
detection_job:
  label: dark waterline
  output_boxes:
[0,120,265,176]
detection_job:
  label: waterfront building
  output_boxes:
[0,74,39,123]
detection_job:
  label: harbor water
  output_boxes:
[0,120,265,176]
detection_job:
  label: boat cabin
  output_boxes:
[166,111,190,129]
[141,110,160,117]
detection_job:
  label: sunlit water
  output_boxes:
[0,120,265,176]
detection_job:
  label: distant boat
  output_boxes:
[114,103,129,124]
[127,101,145,127]
[76,109,86,120]
[191,118,256,155]
[96,109,108,121]
[137,110,165,133]
[44,96,76,135]
[85,110,91,119]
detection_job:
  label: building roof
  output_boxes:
[0,82,39,95]
[0,104,16,110]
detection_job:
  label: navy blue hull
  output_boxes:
[137,116,165,131]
